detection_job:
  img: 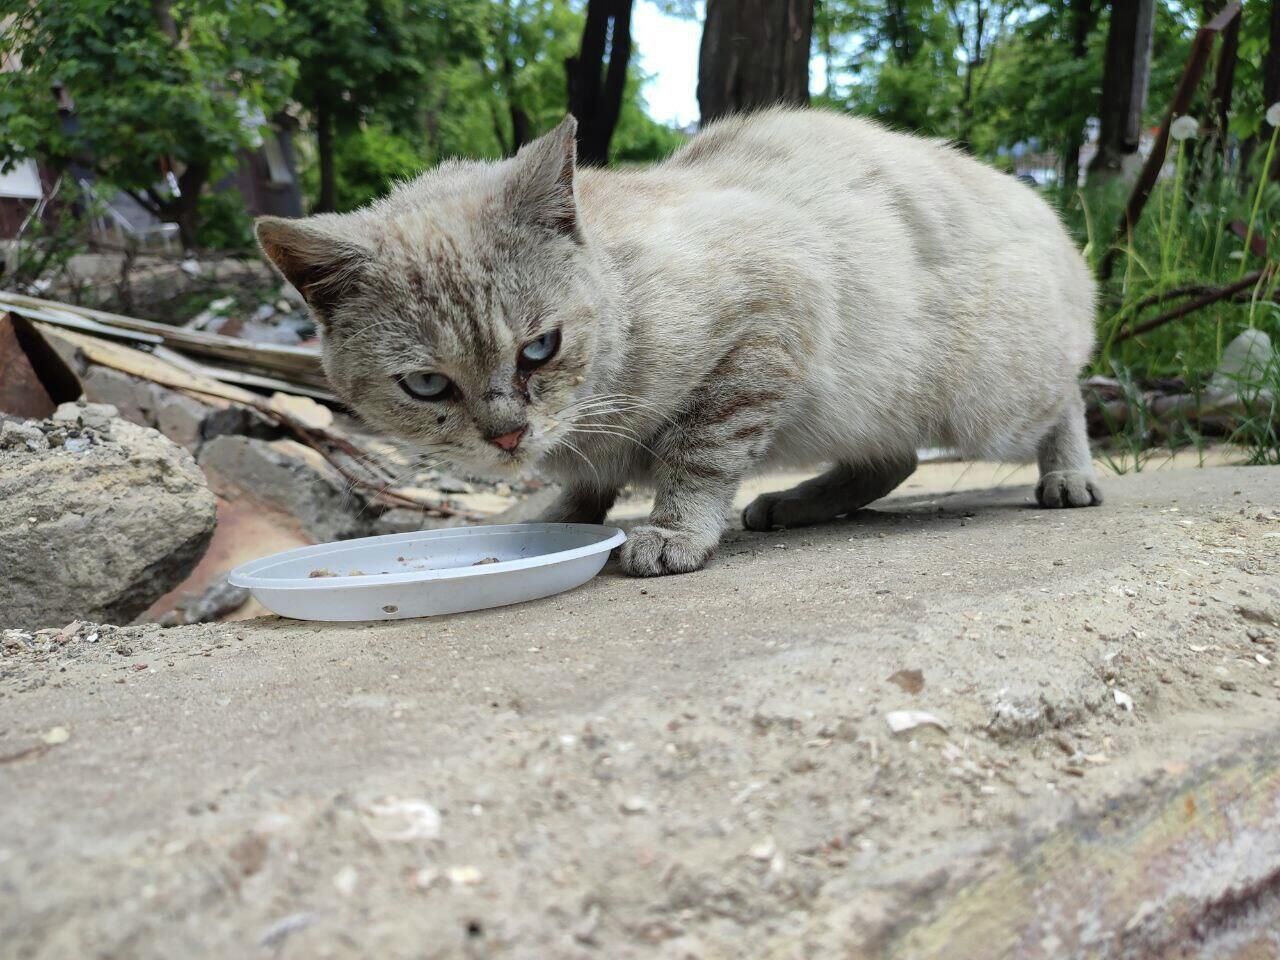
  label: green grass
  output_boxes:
[1061,146,1280,469]
[1227,349,1280,465]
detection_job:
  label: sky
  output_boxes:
[630,4,830,128]
[630,4,703,127]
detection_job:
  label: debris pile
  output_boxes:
[0,295,548,630]
[0,403,217,630]
[185,292,316,346]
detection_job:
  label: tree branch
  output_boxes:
[1115,269,1269,343]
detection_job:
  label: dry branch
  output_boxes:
[1114,269,1268,343]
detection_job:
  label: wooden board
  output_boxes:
[33,322,261,408]
[0,291,327,389]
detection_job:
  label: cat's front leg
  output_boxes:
[621,344,790,577]
[536,484,619,525]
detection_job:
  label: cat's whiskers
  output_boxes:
[556,393,671,424]
[338,445,450,511]
[563,423,671,471]
[557,436,600,481]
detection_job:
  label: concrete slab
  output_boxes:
[1,465,1278,958]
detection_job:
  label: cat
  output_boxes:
[256,108,1101,578]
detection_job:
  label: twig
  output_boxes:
[1114,268,1267,343]
[1125,284,1218,313]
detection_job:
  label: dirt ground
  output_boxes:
[2,462,1278,959]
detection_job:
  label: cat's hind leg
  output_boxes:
[1035,390,1103,508]
[742,451,917,531]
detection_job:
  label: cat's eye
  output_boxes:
[518,329,560,369]
[398,371,452,401]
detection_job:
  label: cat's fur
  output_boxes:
[257,108,1101,577]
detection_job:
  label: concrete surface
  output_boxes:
[2,464,1278,959]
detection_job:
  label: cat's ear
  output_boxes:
[255,216,370,319]
[507,115,581,241]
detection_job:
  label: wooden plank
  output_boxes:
[0,291,326,387]
[187,360,338,402]
[33,322,261,407]
[0,298,164,346]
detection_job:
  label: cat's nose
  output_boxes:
[487,426,527,452]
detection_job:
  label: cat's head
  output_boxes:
[255,116,606,479]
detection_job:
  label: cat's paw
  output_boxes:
[621,525,714,577]
[1035,470,1103,508]
[742,492,783,531]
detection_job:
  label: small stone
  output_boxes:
[1220,679,1239,692]
[43,726,70,745]
[620,796,649,815]
[1113,689,1134,712]
[258,913,314,949]
[333,865,359,897]
[749,838,777,861]
[447,865,483,886]
[885,709,947,734]
[363,798,441,841]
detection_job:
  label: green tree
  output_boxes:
[0,0,294,249]
[281,0,487,212]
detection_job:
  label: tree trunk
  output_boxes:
[1267,0,1280,109]
[163,159,209,251]
[697,0,814,125]
[1189,0,1239,191]
[502,45,534,155]
[1209,4,1239,157]
[151,0,178,40]
[1087,0,1156,182]
[566,0,634,165]
[316,99,336,213]
[509,102,533,154]
[1061,0,1098,192]
[884,0,916,65]
[1266,0,1280,181]
[955,1,989,152]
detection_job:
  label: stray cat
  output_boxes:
[257,108,1101,578]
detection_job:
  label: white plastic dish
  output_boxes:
[227,523,626,621]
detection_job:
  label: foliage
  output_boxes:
[1071,129,1280,467]
[0,0,295,245]
[299,122,430,213]
[288,0,684,207]
[280,0,488,136]
[1228,349,1280,465]
[196,188,256,250]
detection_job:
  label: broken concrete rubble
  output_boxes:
[197,434,387,543]
[79,364,278,455]
[0,403,217,630]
